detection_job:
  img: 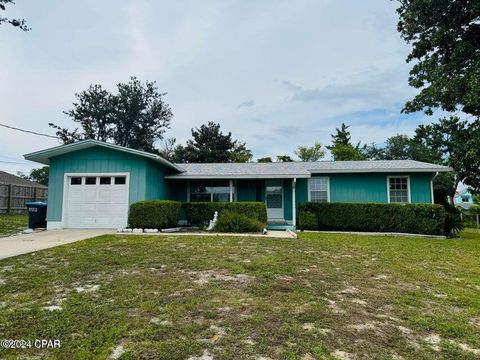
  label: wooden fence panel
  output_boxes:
[0,184,48,214]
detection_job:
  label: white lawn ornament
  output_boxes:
[206,211,218,231]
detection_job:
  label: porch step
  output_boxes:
[267,224,296,231]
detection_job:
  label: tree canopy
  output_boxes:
[172,122,252,163]
[0,0,29,31]
[49,77,173,153]
[276,155,294,162]
[327,123,365,161]
[295,142,325,162]
[397,0,480,116]
[18,166,49,186]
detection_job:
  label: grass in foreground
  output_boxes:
[0,214,28,236]
[0,230,480,359]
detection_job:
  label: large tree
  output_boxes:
[327,123,365,161]
[172,122,252,163]
[295,142,325,162]
[414,116,480,192]
[363,134,442,163]
[0,0,29,31]
[18,166,49,186]
[49,77,173,153]
[397,0,480,116]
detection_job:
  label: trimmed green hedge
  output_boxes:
[128,200,181,229]
[183,202,267,226]
[214,211,264,233]
[298,202,446,235]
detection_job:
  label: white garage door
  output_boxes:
[64,174,129,229]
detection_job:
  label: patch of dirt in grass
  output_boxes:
[337,286,358,295]
[43,305,62,311]
[187,269,255,285]
[347,321,380,332]
[302,322,315,331]
[109,344,125,359]
[332,350,353,360]
[470,317,480,327]
[351,298,367,306]
[75,284,100,293]
[188,350,214,360]
[372,274,390,280]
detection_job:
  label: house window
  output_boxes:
[115,176,126,185]
[70,177,82,185]
[100,177,111,185]
[388,177,410,203]
[309,177,329,202]
[189,180,234,202]
[85,177,96,185]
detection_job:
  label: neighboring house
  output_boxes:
[0,170,47,189]
[24,140,450,230]
[454,189,474,211]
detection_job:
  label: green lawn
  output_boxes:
[0,214,28,236]
[1,230,480,359]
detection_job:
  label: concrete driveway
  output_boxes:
[0,229,114,260]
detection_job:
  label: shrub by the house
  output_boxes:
[298,202,446,235]
[183,202,267,226]
[214,211,264,233]
[128,200,181,229]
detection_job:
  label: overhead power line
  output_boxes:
[0,122,59,139]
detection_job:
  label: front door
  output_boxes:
[265,180,283,221]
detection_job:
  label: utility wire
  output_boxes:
[0,122,59,139]
[0,160,34,165]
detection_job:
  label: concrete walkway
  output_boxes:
[119,230,295,238]
[0,229,114,260]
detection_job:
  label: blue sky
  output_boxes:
[0,0,435,173]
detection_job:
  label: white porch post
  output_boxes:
[229,180,233,202]
[292,178,296,227]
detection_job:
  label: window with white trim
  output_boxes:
[309,177,329,202]
[388,177,410,203]
[189,180,234,202]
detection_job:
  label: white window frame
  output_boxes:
[187,180,235,203]
[308,176,330,202]
[387,175,411,204]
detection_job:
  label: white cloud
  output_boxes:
[0,0,428,167]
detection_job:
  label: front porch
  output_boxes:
[167,178,310,227]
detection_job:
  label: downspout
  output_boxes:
[431,172,439,204]
[292,177,297,227]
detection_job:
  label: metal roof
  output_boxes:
[165,160,451,179]
[23,139,184,172]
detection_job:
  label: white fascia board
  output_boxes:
[24,139,184,172]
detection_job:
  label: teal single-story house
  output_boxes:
[24,140,450,230]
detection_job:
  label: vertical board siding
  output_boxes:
[305,172,434,205]
[46,146,170,222]
[410,173,433,203]
[329,173,388,203]
[237,180,258,201]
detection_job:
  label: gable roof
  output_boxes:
[165,160,451,179]
[24,139,184,172]
[0,171,47,188]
